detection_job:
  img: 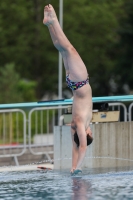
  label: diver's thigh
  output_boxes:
[61,48,88,81]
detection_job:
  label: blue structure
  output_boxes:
[0,95,133,109]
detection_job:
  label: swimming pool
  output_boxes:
[0,167,133,200]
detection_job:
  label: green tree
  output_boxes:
[0,0,127,99]
[0,63,22,103]
[63,0,125,96]
[0,63,37,103]
[0,0,59,98]
[18,79,37,102]
[114,0,133,94]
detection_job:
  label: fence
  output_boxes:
[0,97,132,166]
[0,109,26,165]
[109,103,127,122]
[28,106,69,162]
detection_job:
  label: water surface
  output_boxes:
[0,167,133,200]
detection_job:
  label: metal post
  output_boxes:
[58,0,63,124]
[58,0,63,100]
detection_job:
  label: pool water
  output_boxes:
[0,167,133,200]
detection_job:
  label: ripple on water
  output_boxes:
[0,169,133,199]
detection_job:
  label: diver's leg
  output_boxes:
[43,4,71,52]
[43,4,88,80]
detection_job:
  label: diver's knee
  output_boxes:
[67,46,78,55]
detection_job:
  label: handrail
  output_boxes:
[28,105,70,155]
[128,102,133,121]
[0,109,26,158]
[109,103,127,122]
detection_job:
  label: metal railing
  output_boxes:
[0,99,132,166]
[109,103,127,122]
[0,109,26,165]
[128,103,133,121]
[28,106,69,161]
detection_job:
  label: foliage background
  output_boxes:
[0,0,133,103]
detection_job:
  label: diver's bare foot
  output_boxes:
[43,4,57,26]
